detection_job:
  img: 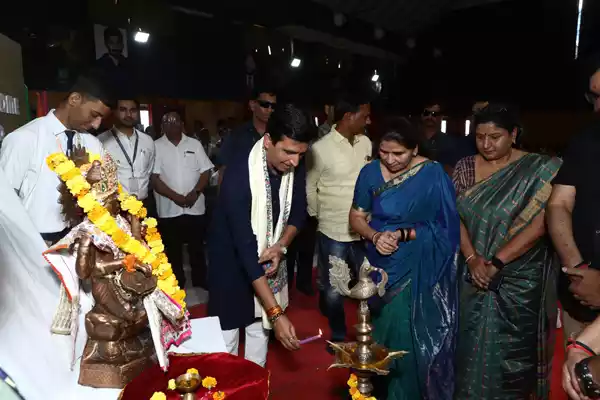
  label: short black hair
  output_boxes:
[103,26,124,44]
[251,84,277,100]
[70,70,115,109]
[114,98,140,109]
[380,117,420,150]
[267,104,316,144]
[333,91,372,123]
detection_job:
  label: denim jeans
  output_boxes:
[316,232,366,342]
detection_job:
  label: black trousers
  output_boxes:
[286,215,317,292]
[160,214,207,289]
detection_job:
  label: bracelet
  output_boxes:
[491,256,506,270]
[266,305,283,318]
[568,339,597,357]
[267,307,285,324]
[372,232,382,244]
[465,254,476,264]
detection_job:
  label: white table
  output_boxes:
[171,316,228,354]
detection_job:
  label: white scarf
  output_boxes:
[249,137,295,329]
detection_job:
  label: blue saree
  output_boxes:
[353,160,460,400]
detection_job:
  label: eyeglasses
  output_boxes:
[257,100,276,110]
[585,91,600,105]
[422,110,439,117]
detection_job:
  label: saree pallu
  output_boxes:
[354,161,460,400]
[454,154,561,400]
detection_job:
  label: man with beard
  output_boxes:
[217,85,276,184]
[0,71,112,245]
[208,104,312,367]
[419,102,475,174]
[97,99,155,212]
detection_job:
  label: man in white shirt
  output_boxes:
[97,99,155,212]
[152,111,213,289]
[0,72,112,244]
[306,92,373,347]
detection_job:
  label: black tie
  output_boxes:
[64,130,76,156]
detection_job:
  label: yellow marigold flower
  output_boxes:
[150,244,165,254]
[46,153,68,169]
[88,206,106,222]
[137,207,148,219]
[365,397,377,400]
[167,379,176,390]
[60,168,80,181]
[351,390,362,400]
[187,368,199,375]
[213,391,226,400]
[143,217,158,228]
[202,376,217,389]
[347,377,358,388]
[349,387,358,395]
[55,160,76,175]
[172,289,186,304]
[77,193,97,212]
[118,192,128,202]
[143,252,157,265]
[112,230,129,246]
[148,238,163,248]
[149,392,166,400]
[135,248,149,260]
[147,227,159,236]
[159,268,173,280]
[88,153,101,162]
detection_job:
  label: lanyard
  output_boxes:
[111,128,139,174]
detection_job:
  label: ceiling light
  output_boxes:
[134,31,149,43]
[291,58,301,68]
[371,70,379,82]
[314,117,319,126]
[268,45,272,55]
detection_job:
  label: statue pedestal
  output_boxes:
[78,332,156,388]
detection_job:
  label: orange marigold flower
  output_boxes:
[123,255,136,272]
[213,391,226,400]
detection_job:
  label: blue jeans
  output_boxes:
[316,232,366,342]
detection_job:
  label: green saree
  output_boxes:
[454,153,561,400]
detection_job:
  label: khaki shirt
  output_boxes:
[306,127,372,242]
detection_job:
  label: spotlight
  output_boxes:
[290,58,301,68]
[371,70,379,82]
[268,45,272,55]
[465,120,471,136]
[314,117,319,126]
[134,31,149,43]
[441,120,447,134]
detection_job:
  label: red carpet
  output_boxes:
[190,293,569,400]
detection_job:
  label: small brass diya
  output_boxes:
[175,372,201,400]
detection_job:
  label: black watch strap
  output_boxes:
[491,256,506,270]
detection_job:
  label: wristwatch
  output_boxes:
[279,244,287,255]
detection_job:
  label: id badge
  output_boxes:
[129,177,139,195]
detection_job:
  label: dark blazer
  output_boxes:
[207,151,306,330]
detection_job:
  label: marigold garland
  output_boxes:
[46,152,186,309]
[347,374,376,400]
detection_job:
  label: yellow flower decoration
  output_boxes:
[347,376,358,388]
[167,379,176,390]
[45,152,186,310]
[143,217,158,229]
[149,392,166,400]
[347,374,376,400]
[213,391,226,400]
[187,368,199,375]
[202,376,217,390]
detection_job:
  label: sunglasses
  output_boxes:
[257,100,276,110]
[585,91,600,105]
[422,110,440,117]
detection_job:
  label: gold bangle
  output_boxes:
[267,305,283,318]
[465,254,476,264]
